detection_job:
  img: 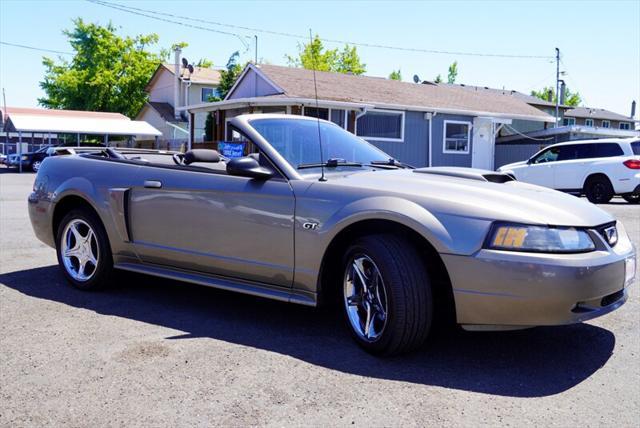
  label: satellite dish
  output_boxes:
[413,74,420,84]
[181,58,188,68]
[187,64,194,74]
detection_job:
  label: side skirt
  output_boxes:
[114,261,317,307]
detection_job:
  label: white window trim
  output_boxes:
[201,87,217,102]
[301,106,348,129]
[585,118,594,127]
[354,109,405,143]
[442,120,472,155]
[619,122,630,130]
[564,117,576,126]
[602,120,610,128]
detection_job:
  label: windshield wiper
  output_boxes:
[368,158,414,169]
[298,158,363,170]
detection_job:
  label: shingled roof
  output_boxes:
[564,106,635,122]
[253,64,553,121]
[159,63,221,85]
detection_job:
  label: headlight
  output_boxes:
[486,223,595,253]
[21,155,29,160]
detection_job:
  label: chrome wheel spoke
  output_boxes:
[347,294,363,306]
[343,254,389,342]
[61,219,99,282]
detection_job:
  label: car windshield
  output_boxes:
[249,118,391,173]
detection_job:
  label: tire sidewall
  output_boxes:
[31,160,41,172]
[56,209,112,290]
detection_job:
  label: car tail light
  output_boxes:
[623,159,640,169]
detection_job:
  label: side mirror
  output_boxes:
[226,156,275,180]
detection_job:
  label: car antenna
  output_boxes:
[309,29,327,182]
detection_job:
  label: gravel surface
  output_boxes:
[1,169,638,427]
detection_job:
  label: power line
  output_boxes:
[0,41,73,55]
[88,0,554,60]
[86,0,251,49]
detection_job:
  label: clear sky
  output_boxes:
[1,0,639,116]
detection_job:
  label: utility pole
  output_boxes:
[555,47,560,128]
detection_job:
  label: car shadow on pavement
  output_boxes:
[0,265,616,398]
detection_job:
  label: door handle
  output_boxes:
[143,180,162,189]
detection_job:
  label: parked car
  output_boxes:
[7,142,106,172]
[498,138,640,204]
[28,115,636,356]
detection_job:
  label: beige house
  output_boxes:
[136,48,221,147]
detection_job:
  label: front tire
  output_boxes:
[56,208,114,290]
[584,176,614,204]
[31,160,42,172]
[341,234,432,356]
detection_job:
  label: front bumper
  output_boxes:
[444,222,635,328]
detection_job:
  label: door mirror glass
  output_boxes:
[226,156,275,180]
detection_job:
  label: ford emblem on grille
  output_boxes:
[604,226,618,246]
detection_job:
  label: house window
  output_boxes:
[443,120,471,154]
[602,120,610,128]
[585,118,594,127]
[302,107,347,129]
[201,87,220,102]
[303,107,329,120]
[563,117,576,126]
[355,110,404,142]
[620,122,631,130]
[330,109,346,128]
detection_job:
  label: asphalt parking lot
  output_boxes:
[1,168,638,427]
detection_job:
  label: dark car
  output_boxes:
[7,142,106,172]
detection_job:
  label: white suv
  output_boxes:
[498,138,640,204]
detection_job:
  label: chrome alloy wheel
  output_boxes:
[343,254,389,342]
[32,160,41,172]
[61,219,99,282]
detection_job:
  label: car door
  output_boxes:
[127,156,295,288]
[552,144,591,191]
[516,147,559,188]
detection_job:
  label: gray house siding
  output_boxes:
[366,112,476,168]
[228,68,280,99]
[495,143,545,168]
[365,111,429,167]
[430,113,475,167]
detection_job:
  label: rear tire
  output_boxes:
[622,193,640,204]
[55,208,114,290]
[584,176,614,204]
[341,234,432,356]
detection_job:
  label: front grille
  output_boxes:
[594,222,618,247]
[601,290,624,307]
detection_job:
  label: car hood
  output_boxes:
[324,167,613,227]
[497,160,527,171]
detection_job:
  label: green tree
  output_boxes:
[39,18,165,118]
[531,86,582,106]
[286,35,366,75]
[196,58,214,68]
[434,74,443,83]
[388,69,402,81]
[447,61,458,84]
[335,45,366,75]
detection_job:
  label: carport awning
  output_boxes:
[5,114,162,137]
